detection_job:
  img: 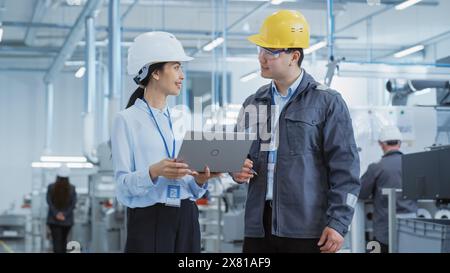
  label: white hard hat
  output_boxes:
[379,125,403,142]
[127,31,193,77]
[57,164,70,178]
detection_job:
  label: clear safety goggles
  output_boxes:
[257,46,290,60]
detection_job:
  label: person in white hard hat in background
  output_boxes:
[111,31,220,253]
[46,164,77,253]
[231,10,360,253]
[359,125,417,253]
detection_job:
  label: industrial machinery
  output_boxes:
[386,78,450,145]
[0,214,26,252]
[386,79,449,106]
[196,176,247,253]
[221,183,247,252]
[88,141,125,252]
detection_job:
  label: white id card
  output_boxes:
[165,185,181,207]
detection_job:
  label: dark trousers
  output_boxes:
[125,199,201,253]
[48,224,71,253]
[243,201,321,253]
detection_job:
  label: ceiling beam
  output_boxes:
[44,0,103,84]
[24,0,52,46]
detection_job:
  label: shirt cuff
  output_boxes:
[194,180,208,190]
[327,217,348,237]
[228,172,247,184]
[136,170,158,187]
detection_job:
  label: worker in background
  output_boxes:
[111,31,219,253]
[231,10,360,253]
[46,164,77,253]
[359,125,418,253]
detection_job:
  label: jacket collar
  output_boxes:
[254,70,317,102]
[382,150,403,158]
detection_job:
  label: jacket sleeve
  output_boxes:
[359,163,379,200]
[323,93,361,237]
[111,113,158,198]
[230,97,256,183]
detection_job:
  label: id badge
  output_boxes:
[166,185,181,207]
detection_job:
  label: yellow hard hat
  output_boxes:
[248,10,310,49]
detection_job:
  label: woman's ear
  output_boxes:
[152,71,160,80]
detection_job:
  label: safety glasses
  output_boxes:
[257,46,289,60]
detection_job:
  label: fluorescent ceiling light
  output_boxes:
[0,27,3,43]
[393,45,424,58]
[67,162,94,168]
[121,41,134,47]
[40,156,87,163]
[240,71,259,82]
[203,37,224,52]
[65,61,85,66]
[31,162,94,169]
[395,0,422,10]
[75,66,86,78]
[31,162,61,168]
[304,41,327,55]
[270,0,284,5]
[367,0,381,6]
[66,0,84,6]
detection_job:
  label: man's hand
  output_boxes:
[231,159,254,183]
[192,166,222,185]
[149,159,192,180]
[317,227,344,253]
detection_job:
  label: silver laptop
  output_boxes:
[176,131,256,173]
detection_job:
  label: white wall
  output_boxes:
[435,39,450,61]
[0,72,85,213]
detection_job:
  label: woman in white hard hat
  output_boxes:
[46,164,77,253]
[111,31,218,253]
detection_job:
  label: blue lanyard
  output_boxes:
[143,98,176,159]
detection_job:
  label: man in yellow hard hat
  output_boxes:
[231,10,360,253]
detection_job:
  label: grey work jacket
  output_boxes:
[236,71,361,238]
[360,150,418,245]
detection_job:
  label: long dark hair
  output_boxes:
[51,176,71,210]
[126,62,167,109]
